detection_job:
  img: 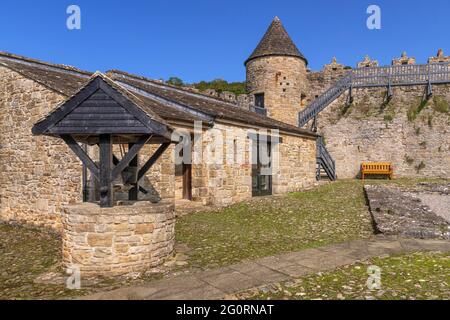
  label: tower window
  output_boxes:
[255,93,265,108]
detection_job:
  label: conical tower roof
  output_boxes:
[245,17,307,65]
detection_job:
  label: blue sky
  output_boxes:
[1,0,448,83]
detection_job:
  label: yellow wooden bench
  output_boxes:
[361,162,393,180]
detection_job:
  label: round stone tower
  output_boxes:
[245,17,309,126]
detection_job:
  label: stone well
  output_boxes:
[61,200,175,277]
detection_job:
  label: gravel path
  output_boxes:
[417,193,450,222]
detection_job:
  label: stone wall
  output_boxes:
[274,134,317,194]
[307,63,350,101]
[313,84,450,179]
[246,56,308,126]
[0,66,81,230]
[202,123,253,206]
[189,122,317,205]
[62,200,175,277]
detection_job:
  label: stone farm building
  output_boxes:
[1,17,450,232]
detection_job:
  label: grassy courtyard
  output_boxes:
[0,224,83,300]
[237,252,450,300]
[0,179,448,299]
[176,178,448,270]
[176,180,374,269]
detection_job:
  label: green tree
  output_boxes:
[166,77,184,87]
[193,78,246,95]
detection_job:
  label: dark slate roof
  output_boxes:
[0,52,91,96]
[107,70,318,137]
[245,17,307,65]
[0,51,317,137]
[0,52,202,124]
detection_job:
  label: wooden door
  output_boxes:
[182,163,192,200]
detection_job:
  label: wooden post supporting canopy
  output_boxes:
[128,143,139,201]
[99,134,113,207]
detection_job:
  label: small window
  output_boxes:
[301,93,307,106]
[254,93,265,108]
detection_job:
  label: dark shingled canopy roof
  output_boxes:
[245,17,307,65]
[0,51,317,138]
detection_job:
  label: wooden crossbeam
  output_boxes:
[61,135,99,180]
[137,143,171,181]
[112,154,149,197]
[110,135,151,182]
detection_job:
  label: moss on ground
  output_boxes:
[177,180,376,270]
[0,224,85,300]
[2,179,448,299]
[239,252,450,300]
[176,179,449,270]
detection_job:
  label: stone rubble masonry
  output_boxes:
[357,55,379,68]
[392,52,416,66]
[246,55,309,126]
[428,49,450,64]
[274,134,317,194]
[62,200,175,277]
[364,185,450,239]
[0,66,81,231]
[312,84,450,179]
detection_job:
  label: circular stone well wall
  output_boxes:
[62,200,175,277]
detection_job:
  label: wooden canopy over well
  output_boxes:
[32,73,176,207]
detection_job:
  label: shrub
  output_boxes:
[415,161,426,173]
[383,113,394,122]
[432,96,449,113]
[407,98,429,121]
[404,155,414,165]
